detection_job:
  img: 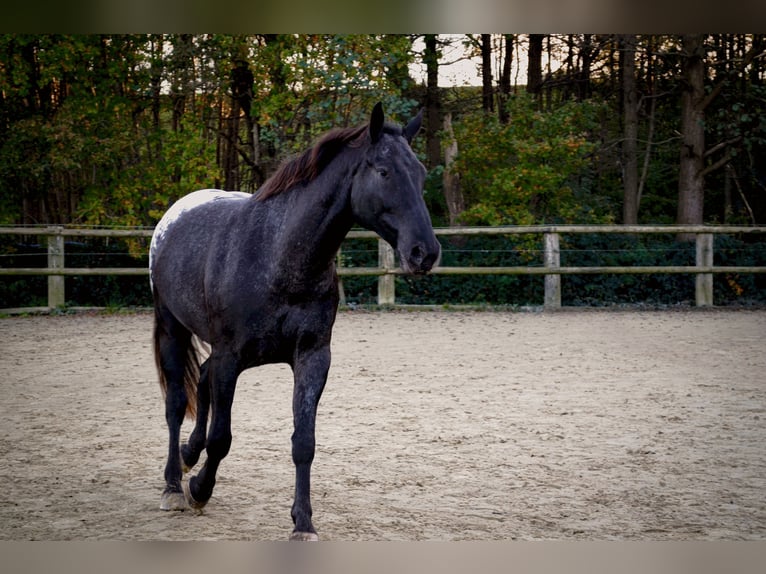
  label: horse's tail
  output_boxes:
[153,302,199,420]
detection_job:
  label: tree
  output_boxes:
[676,34,765,232]
[480,34,493,113]
[620,34,640,224]
[576,34,595,101]
[527,34,544,97]
[423,34,442,169]
[498,34,514,124]
[222,37,256,191]
[676,34,707,232]
[2,34,766,232]
[452,94,606,226]
[442,112,464,226]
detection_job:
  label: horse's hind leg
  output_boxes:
[185,351,240,509]
[181,357,210,473]
[155,307,196,511]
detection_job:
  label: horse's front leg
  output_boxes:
[289,346,330,541]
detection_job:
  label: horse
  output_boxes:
[148,103,441,541]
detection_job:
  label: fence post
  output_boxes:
[336,248,346,306]
[47,226,65,309]
[544,232,561,309]
[378,238,396,306]
[695,233,714,307]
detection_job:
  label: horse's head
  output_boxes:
[351,103,441,275]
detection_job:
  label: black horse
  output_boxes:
[149,103,440,540]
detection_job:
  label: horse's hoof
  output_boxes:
[182,480,207,512]
[160,490,188,511]
[289,531,319,542]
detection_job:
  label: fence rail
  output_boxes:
[2,224,765,311]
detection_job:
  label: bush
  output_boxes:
[0,237,151,308]
[560,234,696,306]
[2,233,764,309]
[344,233,766,307]
[452,95,612,227]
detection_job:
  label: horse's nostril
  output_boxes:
[410,245,425,264]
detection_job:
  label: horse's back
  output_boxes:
[150,189,250,271]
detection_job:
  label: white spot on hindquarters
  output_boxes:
[149,189,250,287]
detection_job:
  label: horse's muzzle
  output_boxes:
[401,240,441,275]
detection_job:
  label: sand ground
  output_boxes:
[0,309,764,541]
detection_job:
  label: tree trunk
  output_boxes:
[423,34,442,169]
[677,34,707,238]
[169,35,194,185]
[442,113,465,226]
[620,35,639,224]
[498,34,513,124]
[149,35,162,131]
[577,34,593,101]
[223,102,241,191]
[169,35,193,134]
[231,51,256,191]
[481,34,494,113]
[527,34,544,96]
[637,35,657,213]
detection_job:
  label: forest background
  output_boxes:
[1,34,765,307]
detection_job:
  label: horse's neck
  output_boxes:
[263,168,355,275]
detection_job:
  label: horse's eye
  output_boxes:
[377,168,389,178]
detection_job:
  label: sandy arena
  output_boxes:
[0,309,764,541]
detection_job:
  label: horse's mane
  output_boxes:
[257,121,404,200]
[256,125,369,201]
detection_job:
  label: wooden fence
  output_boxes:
[1,224,765,312]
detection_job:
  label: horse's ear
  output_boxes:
[404,108,423,144]
[369,102,384,144]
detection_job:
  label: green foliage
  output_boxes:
[0,34,418,232]
[251,34,418,157]
[4,34,765,232]
[77,116,219,223]
[452,94,613,227]
[706,81,766,224]
[2,34,766,310]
